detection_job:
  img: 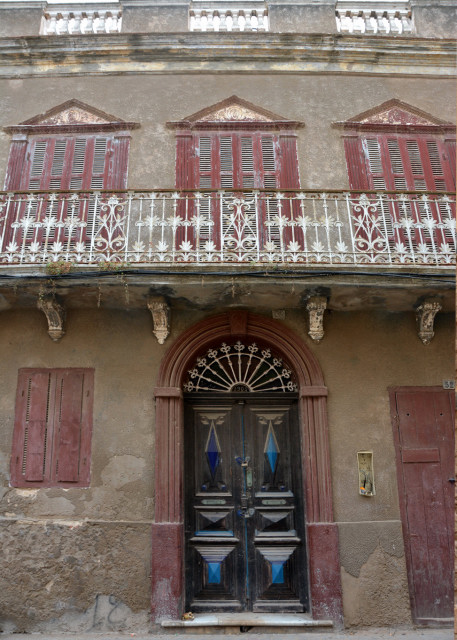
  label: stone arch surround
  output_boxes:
[151,311,343,624]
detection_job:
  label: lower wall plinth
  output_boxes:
[151,522,184,622]
[307,522,344,626]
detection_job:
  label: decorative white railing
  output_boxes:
[336,1,412,35]
[189,5,268,31]
[41,4,122,35]
[0,190,454,267]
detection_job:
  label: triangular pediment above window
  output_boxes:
[333,99,455,133]
[4,99,140,135]
[21,100,122,126]
[168,96,303,130]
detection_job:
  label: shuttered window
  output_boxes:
[195,133,281,190]
[23,136,112,192]
[345,134,455,244]
[358,135,454,193]
[10,368,94,488]
[194,133,284,242]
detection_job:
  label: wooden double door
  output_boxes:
[184,394,308,612]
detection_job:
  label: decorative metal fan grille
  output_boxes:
[183,341,297,393]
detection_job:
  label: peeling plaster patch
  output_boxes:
[13,489,39,499]
[338,521,404,578]
[101,455,146,489]
[341,545,411,627]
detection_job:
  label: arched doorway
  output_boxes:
[151,311,343,623]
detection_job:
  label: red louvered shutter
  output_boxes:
[11,370,52,486]
[344,137,370,190]
[345,134,455,248]
[186,132,298,248]
[444,139,456,183]
[10,368,93,488]
[54,370,92,483]
[278,134,300,189]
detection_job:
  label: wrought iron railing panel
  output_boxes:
[0,190,454,266]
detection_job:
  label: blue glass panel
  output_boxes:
[206,424,221,478]
[271,561,285,584]
[265,426,279,474]
[207,561,221,584]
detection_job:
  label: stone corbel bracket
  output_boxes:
[306,296,327,343]
[416,300,442,345]
[37,295,66,342]
[148,297,170,345]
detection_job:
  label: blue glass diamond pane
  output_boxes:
[265,428,279,474]
[271,561,285,584]
[207,561,221,584]
[206,425,221,478]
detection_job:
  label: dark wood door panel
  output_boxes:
[185,395,308,613]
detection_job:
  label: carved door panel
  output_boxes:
[185,395,308,613]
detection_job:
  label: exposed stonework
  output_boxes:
[0,520,152,633]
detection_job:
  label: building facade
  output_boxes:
[0,0,455,633]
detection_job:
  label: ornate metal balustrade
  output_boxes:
[0,190,454,267]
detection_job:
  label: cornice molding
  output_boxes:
[0,33,455,78]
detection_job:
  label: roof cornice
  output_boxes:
[0,33,455,79]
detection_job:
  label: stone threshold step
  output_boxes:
[162,613,334,630]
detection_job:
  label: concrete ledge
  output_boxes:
[162,612,334,628]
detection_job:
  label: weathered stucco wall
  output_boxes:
[0,306,453,630]
[0,74,455,192]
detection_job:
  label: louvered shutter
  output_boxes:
[10,369,94,488]
[11,370,52,485]
[54,370,91,483]
[346,134,455,246]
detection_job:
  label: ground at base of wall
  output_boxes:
[0,628,453,640]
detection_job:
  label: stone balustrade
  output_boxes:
[189,4,269,31]
[41,3,122,35]
[336,1,413,34]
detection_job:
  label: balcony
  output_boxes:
[0,190,454,268]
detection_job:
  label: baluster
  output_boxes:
[72,12,82,34]
[84,12,94,33]
[353,12,365,33]
[46,13,57,35]
[206,11,214,31]
[104,12,113,33]
[214,12,227,31]
[401,13,412,33]
[232,10,240,31]
[58,13,69,34]
[388,11,399,34]
[365,13,376,34]
[96,11,106,33]
[258,10,267,31]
